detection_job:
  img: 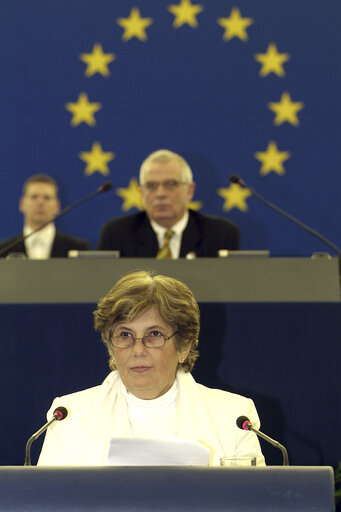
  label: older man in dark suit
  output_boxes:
[0,174,89,258]
[98,150,240,258]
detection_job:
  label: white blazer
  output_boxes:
[38,371,265,466]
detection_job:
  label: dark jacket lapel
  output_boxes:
[135,213,159,257]
[179,210,203,257]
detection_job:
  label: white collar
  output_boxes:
[23,223,56,258]
[150,210,189,238]
[23,223,56,239]
[120,377,178,413]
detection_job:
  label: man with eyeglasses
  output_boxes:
[97,149,240,258]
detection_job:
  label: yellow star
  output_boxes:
[117,8,153,42]
[79,142,115,176]
[217,7,253,42]
[117,178,145,211]
[268,92,304,126]
[255,43,290,77]
[254,141,291,176]
[188,200,202,210]
[65,92,101,127]
[79,43,116,77]
[217,183,252,212]
[168,0,204,28]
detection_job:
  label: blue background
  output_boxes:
[0,302,340,468]
[1,0,340,255]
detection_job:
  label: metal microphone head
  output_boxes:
[236,415,252,431]
[98,181,113,193]
[53,406,68,421]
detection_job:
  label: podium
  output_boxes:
[0,466,334,511]
[0,257,339,302]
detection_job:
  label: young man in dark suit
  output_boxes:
[0,174,89,258]
[98,150,240,258]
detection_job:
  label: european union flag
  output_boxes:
[1,0,340,255]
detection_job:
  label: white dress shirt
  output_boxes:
[23,223,56,259]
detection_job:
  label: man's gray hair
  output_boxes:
[139,149,193,185]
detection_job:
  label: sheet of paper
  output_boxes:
[107,438,211,466]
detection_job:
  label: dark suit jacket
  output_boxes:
[0,230,89,258]
[98,210,240,257]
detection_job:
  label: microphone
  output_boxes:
[230,174,341,256]
[0,181,113,257]
[24,406,68,466]
[97,181,113,193]
[236,415,289,466]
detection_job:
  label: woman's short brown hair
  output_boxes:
[93,270,200,372]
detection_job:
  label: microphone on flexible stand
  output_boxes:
[236,415,289,466]
[230,174,341,256]
[0,181,113,257]
[24,406,68,466]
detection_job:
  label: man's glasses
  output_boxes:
[142,180,187,191]
[109,330,178,349]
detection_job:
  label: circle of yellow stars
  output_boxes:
[65,1,304,213]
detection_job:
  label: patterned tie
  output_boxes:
[156,229,174,259]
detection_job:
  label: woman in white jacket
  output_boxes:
[38,270,265,466]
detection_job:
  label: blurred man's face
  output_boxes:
[19,182,60,229]
[140,160,195,228]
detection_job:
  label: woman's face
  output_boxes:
[111,308,189,399]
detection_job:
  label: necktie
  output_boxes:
[156,229,174,259]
